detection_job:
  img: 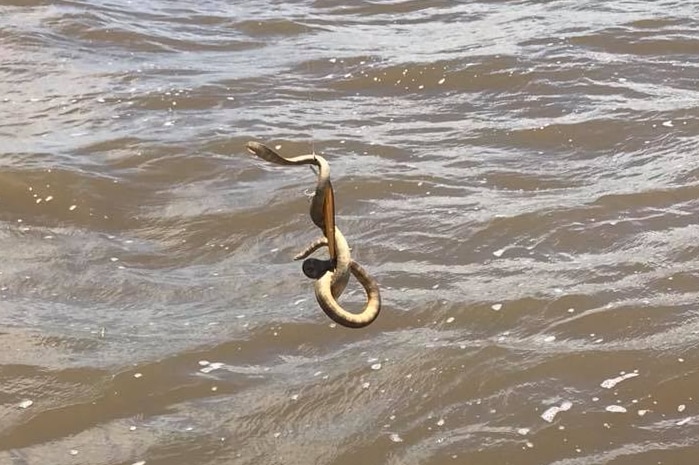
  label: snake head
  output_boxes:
[245,141,265,156]
[302,258,334,280]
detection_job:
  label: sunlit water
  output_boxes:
[2,1,699,464]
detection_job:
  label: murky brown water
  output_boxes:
[2,0,699,463]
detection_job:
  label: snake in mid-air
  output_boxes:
[245,141,381,328]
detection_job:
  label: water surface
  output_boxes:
[2,1,699,464]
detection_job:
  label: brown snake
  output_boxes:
[245,141,381,328]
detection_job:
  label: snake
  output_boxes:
[245,141,381,328]
[294,213,381,328]
[245,141,348,296]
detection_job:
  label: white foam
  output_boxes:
[200,362,224,374]
[605,405,627,413]
[600,372,638,389]
[541,401,572,422]
[18,399,33,409]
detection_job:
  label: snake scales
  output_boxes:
[246,141,381,328]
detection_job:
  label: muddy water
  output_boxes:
[1,0,699,464]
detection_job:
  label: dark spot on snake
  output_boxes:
[302,258,334,279]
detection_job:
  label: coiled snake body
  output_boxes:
[246,141,381,328]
